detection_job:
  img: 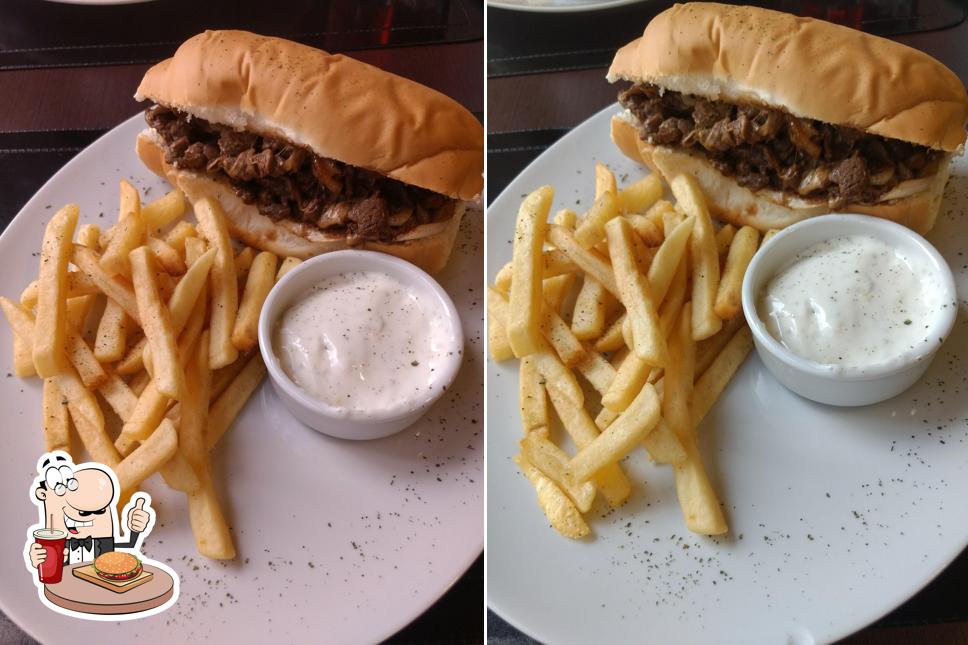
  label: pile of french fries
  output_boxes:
[1,181,302,559]
[488,165,772,539]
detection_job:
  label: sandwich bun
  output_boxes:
[137,132,465,274]
[93,551,143,581]
[611,115,949,234]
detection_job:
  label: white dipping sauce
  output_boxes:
[273,270,456,416]
[757,234,946,371]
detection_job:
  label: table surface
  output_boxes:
[487,3,968,644]
[0,2,483,643]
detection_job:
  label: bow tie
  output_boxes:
[68,536,93,551]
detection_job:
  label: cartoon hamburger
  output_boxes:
[93,552,143,582]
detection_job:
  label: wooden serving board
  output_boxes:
[72,563,153,593]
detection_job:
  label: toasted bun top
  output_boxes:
[136,30,483,200]
[94,551,139,574]
[608,3,968,152]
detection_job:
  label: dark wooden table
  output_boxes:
[0,2,483,644]
[487,3,968,644]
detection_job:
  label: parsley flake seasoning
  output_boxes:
[757,235,945,371]
[272,270,453,416]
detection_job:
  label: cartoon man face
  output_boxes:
[34,463,116,540]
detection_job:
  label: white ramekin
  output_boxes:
[258,250,464,440]
[741,214,956,407]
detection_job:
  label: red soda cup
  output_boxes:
[33,528,66,584]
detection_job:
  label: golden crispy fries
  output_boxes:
[0,298,36,346]
[571,276,608,340]
[574,191,618,248]
[643,418,688,465]
[657,257,688,340]
[94,299,130,363]
[56,367,120,467]
[12,333,34,377]
[181,331,210,478]
[42,378,71,454]
[542,274,575,314]
[130,246,184,399]
[276,256,302,281]
[33,204,79,377]
[670,175,722,340]
[673,451,728,535]
[72,245,141,324]
[115,336,147,375]
[693,327,753,427]
[548,225,618,296]
[568,384,661,483]
[618,174,662,214]
[625,214,664,246]
[206,353,266,449]
[664,303,695,443]
[529,344,583,409]
[66,329,107,389]
[507,186,553,357]
[160,453,201,494]
[495,249,577,293]
[234,247,256,283]
[553,208,578,229]
[100,181,145,277]
[521,434,596,512]
[128,369,150,396]
[232,251,277,351]
[519,356,549,434]
[595,162,617,200]
[715,224,737,260]
[486,286,514,362]
[714,226,760,320]
[594,406,619,431]
[163,220,196,253]
[184,236,207,266]
[514,454,590,539]
[188,471,236,560]
[148,236,187,275]
[574,345,616,396]
[648,216,694,306]
[605,217,667,366]
[540,303,585,367]
[209,352,252,402]
[115,418,178,497]
[696,315,745,379]
[594,313,627,353]
[602,350,650,413]
[142,189,186,232]
[19,271,99,309]
[645,199,673,232]
[195,198,240,369]
[97,371,138,422]
[545,387,632,507]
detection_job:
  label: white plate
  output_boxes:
[0,114,483,644]
[487,104,968,644]
[488,0,645,14]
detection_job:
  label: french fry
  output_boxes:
[19,271,99,309]
[160,453,201,494]
[625,214,664,246]
[715,224,737,261]
[276,256,302,281]
[664,302,695,443]
[232,251,277,351]
[514,454,590,539]
[529,343,583,409]
[594,406,619,431]
[662,206,684,235]
[130,246,184,399]
[643,419,688,465]
[571,276,608,340]
[518,356,548,434]
[714,226,760,320]
[163,220,196,254]
[618,174,662,214]
[646,199,673,233]
[545,387,632,507]
[71,246,141,325]
[574,345,616,397]
[100,181,145,277]
[55,366,120,467]
[148,236,187,275]
[547,225,618,297]
[41,378,71,454]
[521,434,595,512]
[670,175,722,340]
[696,315,746,379]
[234,247,256,285]
[76,223,101,249]
[128,369,150,397]
[97,371,138,422]
[542,273,575,314]
[602,350,650,412]
[673,450,728,535]
[0,298,36,345]
[486,286,514,362]
[594,313,627,353]
[115,335,148,375]
[66,329,107,389]
[33,204,79,377]
[693,327,753,427]
[762,229,779,244]
[181,331,210,478]
[494,249,577,293]
[605,217,667,366]
[507,186,553,357]
[540,302,585,367]
[195,198,239,369]
[210,352,252,402]
[595,162,617,200]
[657,256,688,340]
[114,418,178,498]
[142,189,186,232]
[568,384,661,483]
[188,471,236,560]
[553,208,577,229]
[184,236,208,266]
[574,191,618,248]
[206,353,267,449]
[94,299,130,363]
[12,333,34,377]
[648,216,694,306]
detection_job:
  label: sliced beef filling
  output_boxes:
[145,105,456,243]
[618,84,941,209]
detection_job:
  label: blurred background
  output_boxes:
[0,1,482,643]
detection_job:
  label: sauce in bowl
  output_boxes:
[756,234,948,372]
[272,270,458,417]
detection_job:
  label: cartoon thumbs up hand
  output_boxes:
[127,496,151,534]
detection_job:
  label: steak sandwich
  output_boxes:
[135,31,483,273]
[608,3,968,233]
